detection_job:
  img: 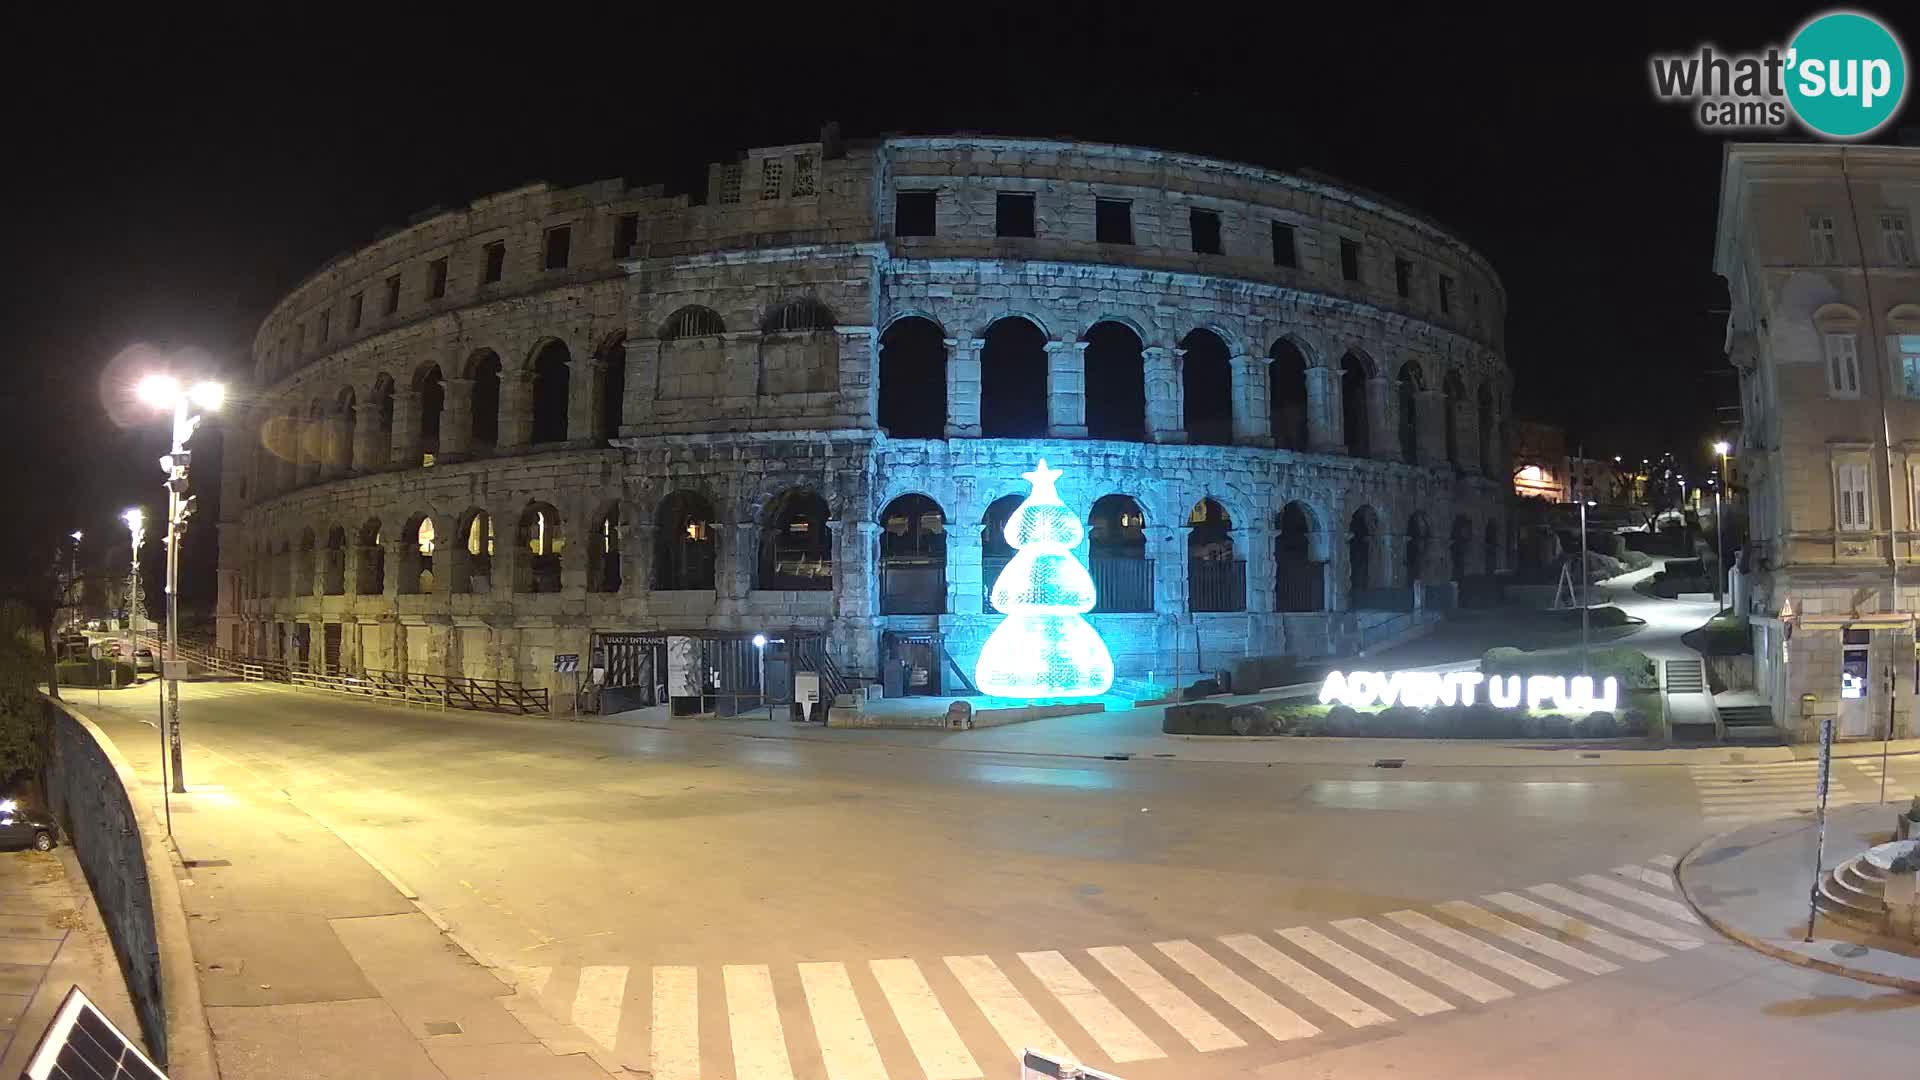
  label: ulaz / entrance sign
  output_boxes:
[1319,670,1620,713]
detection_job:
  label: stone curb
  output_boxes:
[1675,823,1920,995]
[53,700,220,1080]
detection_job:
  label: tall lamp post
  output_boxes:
[136,374,224,795]
[1712,441,1731,612]
[66,531,84,634]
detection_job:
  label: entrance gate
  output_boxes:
[322,623,343,674]
[596,632,667,712]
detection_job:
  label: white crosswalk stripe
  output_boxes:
[799,962,888,1080]
[1688,762,1903,826]
[1482,892,1665,963]
[1329,918,1512,1004]
[724,964,796,1080]
[1219,932,1393,1028]
[1086,945,1244,1052]
[509,858,1702,1077]
[1018,950,1163,1063]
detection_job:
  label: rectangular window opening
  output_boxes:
[792,154,816,196]
[1810,213,1840,264]
[1883,214,1914,265]
[1340,238,1361,282]
[1902,335,1920,398]
[317,310,331,343]
[718,163,743,205]
[348,292,364,330]
[482,241,506,284]
[1271,222,1297,268]
[1096,198,1133,245]
[760,160,784,201]
[996,192,1036,238]
[614,214,639,257]
[384,275,401,315]
[1190,208,1222,255]
[1838,462,1872,533]
[428,257,449,299]
[1394,257,1413,299]
[543,227,571,271]
[896,190,937,237]
[1439,275,1454,313]
[1825,332,1860,397]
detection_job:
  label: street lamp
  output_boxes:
[136,374,224,794]
[1712,441,1732,612]
[752,634,770,720]
[66,531,83,633]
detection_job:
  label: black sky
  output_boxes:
[3,2,1912,603]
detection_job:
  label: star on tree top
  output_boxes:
[1022,459,1063,491]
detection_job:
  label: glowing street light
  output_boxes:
[136,373,225,794]
[1712,441,1732,611]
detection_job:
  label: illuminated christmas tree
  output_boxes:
[974,460,1115,698]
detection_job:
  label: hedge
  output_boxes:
[54,660,137,688]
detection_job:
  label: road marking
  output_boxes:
[1086,945,1243,1053]
[1574,874,1703,925]
[512,965,551,997]
[1328,918,1511,1004]
[1482,893,1664,963]
[1019,950,1163,1063]
[798,962,888,1080]
[1380,911,1568,989]
[1610,865,1677,893]
[1153,940,1319,1042]
[1218,933,1391,1028]
[869,959,981,1080]
[1274,926,1451,1016]
[1437,901,1620,975]
[945,955,1071,1064]
[652,966,700,1080]
[573,965,627,1052]
[1529,884,1702,950]
[724,964,796,1080]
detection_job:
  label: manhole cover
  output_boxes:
[1833,943,1870,958]
[1374,759,1406,769]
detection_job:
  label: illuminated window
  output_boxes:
[1902,335,1920,398]
[417,518,436,556]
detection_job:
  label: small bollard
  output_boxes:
[1886,872,1918,940]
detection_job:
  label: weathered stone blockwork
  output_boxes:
[219,135,1513,696]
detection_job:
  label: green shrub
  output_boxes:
[54,660,136,688]
[1481,645,1657,689]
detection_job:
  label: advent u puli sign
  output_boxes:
[1320,670,1621,713]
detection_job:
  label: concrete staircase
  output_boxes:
[1662,658,1719,742]
[1719,704,1785,745]
[1107,676,1175,708]
[1664,658,1706,694]
[1819,852,1892,931]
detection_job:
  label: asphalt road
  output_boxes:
[81,682,1920,1079]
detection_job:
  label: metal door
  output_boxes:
[323,623,343,674]
[1840,628,1875,739]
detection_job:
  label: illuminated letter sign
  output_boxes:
[1319,671,1618,713]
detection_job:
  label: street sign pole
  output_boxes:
[1807,714,1835,942]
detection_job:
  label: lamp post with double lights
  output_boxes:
[1712,440,1731,611]
[136,374,224,795]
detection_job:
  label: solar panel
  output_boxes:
[17,986,167,1080]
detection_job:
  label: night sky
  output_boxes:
[3,4,1912,606]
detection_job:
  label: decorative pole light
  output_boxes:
[974,459,1114,699]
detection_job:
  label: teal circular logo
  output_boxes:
[1786,11,1908,139]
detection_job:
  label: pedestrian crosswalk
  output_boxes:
[508,856,1702,1078]
[1690,757,1918,827]
[174,681,287,701]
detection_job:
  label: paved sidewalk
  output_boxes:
[76,703,613,1080]
[0,846,144,1077]
[1679,804,1920,990]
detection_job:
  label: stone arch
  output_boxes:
[595,334,627,441]
[1348,506,1380,596]
[660,305,726,340]
[1187,497,1244,611]
[1443,369,1466,468]
[1405,510,1432,585]
[878,493,946,614]
[761,297,837,333]
[355,518,386,595]
[1267,339,1310,450]
[1084,321,1146,441]
[400,512,437,594]
[980,316,1048,437]
[515,501,564,594]
[414,363,445,464]
[528,340,571,445]
[452,508,494,594]
[586,500,624,593]
[760,489,833,591]
[466,350,503,450]
[1477,380,1495,476]
[1275,501,1326,611]
[878,316,947,439]
[371,374,396,470]
[655,490,718,591]
[1087,494,1150,613]
[1341,350,1372,457]
[1181,329,1233,446]
[1396,360,1424,464]
[322,525,347,596]
[980,493,1026,614]
[296,526,317,596]
[333,387,357,474]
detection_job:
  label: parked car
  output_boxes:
[133,647,156,673]
[0,799,57,853]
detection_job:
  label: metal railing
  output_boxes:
[981,555,1155,613]
[1187,559,1247,613]
[1275,560,1326,613]
[141,631,548,714]
[792,635,849,705]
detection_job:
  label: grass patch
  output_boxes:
[1682,614,1750,657]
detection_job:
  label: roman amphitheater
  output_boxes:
[218,131,1512,711]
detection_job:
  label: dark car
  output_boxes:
[0,800,57,852]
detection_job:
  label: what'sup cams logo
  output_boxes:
[1650,10,1908,139]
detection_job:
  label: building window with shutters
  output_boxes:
[1883,213,1914,265]
[1837,461,1871,532]
[1809,212,1840,263]
[1824,332,1860,397]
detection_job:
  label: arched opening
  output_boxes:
[453,509,494,593]
[879,494,946,614]
[296,528,316,596]
[516,503,564,593]
[1348,508,1377,596]
[373,376,395,469]
[416,366,444,465]
[530,341,571,444]
[302,401,325,482]
[1443,370,1465,468]
[1341,352,1371,457]
[1088,494,1151,612]
[760,490,833,591]
[467,351,502,450]
[1181,329,1233,446]
[981,493,1025,613]
[762,298,837,334]
[877,317,947,438]
[1397,362,1423,464]
[1451,515,1474,580]
[273,539,290,597]
[1187,498,1244,611]
[655,492,717,591]
[596,336,627,441]
[980,317,1048,437]
[1405,511,1431,585]
[1477,383,1495,476]
[401,514,436,594]
[355,519,385,595]
[277,409,299,490]
[1268,340,1309,450]
[660,304,726,341]
[323,526,347,595]
[1275,502,1325,611]
[587,504,623,593]
[335,388,357,473]
[1084,321,1146,441]
[1484,520,1502,575]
